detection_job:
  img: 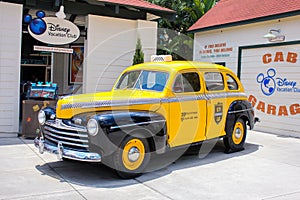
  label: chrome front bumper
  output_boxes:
[34,137,101,162]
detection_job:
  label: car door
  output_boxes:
[203,71,227,139]
[168,70,207,147]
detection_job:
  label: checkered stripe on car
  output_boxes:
[60,92,247,110]
[206,92,247,99]
[61,98,161,110]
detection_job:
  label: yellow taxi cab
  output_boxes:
[35,55,256,178]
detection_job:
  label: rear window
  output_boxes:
[204,72,224,91]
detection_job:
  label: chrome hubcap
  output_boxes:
[128,147,140,162]
[234,128,242,139]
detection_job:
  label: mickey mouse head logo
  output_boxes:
[24,11,46,35]
[256,68,276,96]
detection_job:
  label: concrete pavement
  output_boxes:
[0,130,300,200]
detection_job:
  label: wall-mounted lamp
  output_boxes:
[263,29,285,42]
[55,5,66,19]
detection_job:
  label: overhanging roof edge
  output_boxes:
[188,10,300,33]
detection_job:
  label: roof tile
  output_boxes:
[189,0,300,31]
[98,0,174,13]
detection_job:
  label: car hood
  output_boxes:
[56,90,164,119]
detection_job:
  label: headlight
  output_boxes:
[38,110,46,125]
[87,118,99,136]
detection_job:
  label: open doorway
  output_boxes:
[20,32,51,84]
[19,32,52,122]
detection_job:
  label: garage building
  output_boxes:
[189,0,300,137]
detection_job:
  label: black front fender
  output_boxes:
[88,111,167,156]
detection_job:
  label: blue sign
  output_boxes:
[257,68,299,96]
[24,11,46,35]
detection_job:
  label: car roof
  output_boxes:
[125,61,226,73]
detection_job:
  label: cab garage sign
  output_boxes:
[248,51,300,117]
[24,11,80,45]
[241,45,300,135]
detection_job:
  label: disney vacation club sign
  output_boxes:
[24,11,80,45]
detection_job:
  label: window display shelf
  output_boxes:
[21,54,52,83]
[21,64,48,67]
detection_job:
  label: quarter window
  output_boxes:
[226,74,239,90]
[204,72,224,91]
[173,72,200,93]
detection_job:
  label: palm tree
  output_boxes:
[184,0,216,25]
[147,0,216,60]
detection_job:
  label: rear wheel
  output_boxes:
[224,118,247,153]
[114,135,150,179]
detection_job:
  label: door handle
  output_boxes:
[207,98,212,105]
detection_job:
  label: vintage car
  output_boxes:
[34,56,256,178]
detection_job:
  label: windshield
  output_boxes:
[115,70,169,92]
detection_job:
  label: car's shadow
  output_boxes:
[35,140,260,188]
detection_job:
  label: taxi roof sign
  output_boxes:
[151,55,172,62]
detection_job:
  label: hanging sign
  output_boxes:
[24,11,80,45]
[33,45,73,54]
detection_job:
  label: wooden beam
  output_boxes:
[4,0,173,20]
[69,14,77,22]
[15,0,145,20]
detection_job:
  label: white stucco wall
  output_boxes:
[193,15,300,137]
[0,2,22,134]
[84,15,157,93]
[194,15,300,72]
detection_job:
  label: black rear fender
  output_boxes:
[226,100,255,134]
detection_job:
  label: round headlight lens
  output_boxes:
[87,118,99,136]
[38,110,46,125]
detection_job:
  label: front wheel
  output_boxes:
[113,135,150,179]
[223,118,247,153]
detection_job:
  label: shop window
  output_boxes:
[204,72,224,91]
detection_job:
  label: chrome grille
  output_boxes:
[43,119,89,151]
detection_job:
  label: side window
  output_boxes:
[226,74,239,90]
[204,72,224,91]
[116,71,141,89]
[173,75,184,93]
[173,72,200,93]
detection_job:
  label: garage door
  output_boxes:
[240,44,300,136]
